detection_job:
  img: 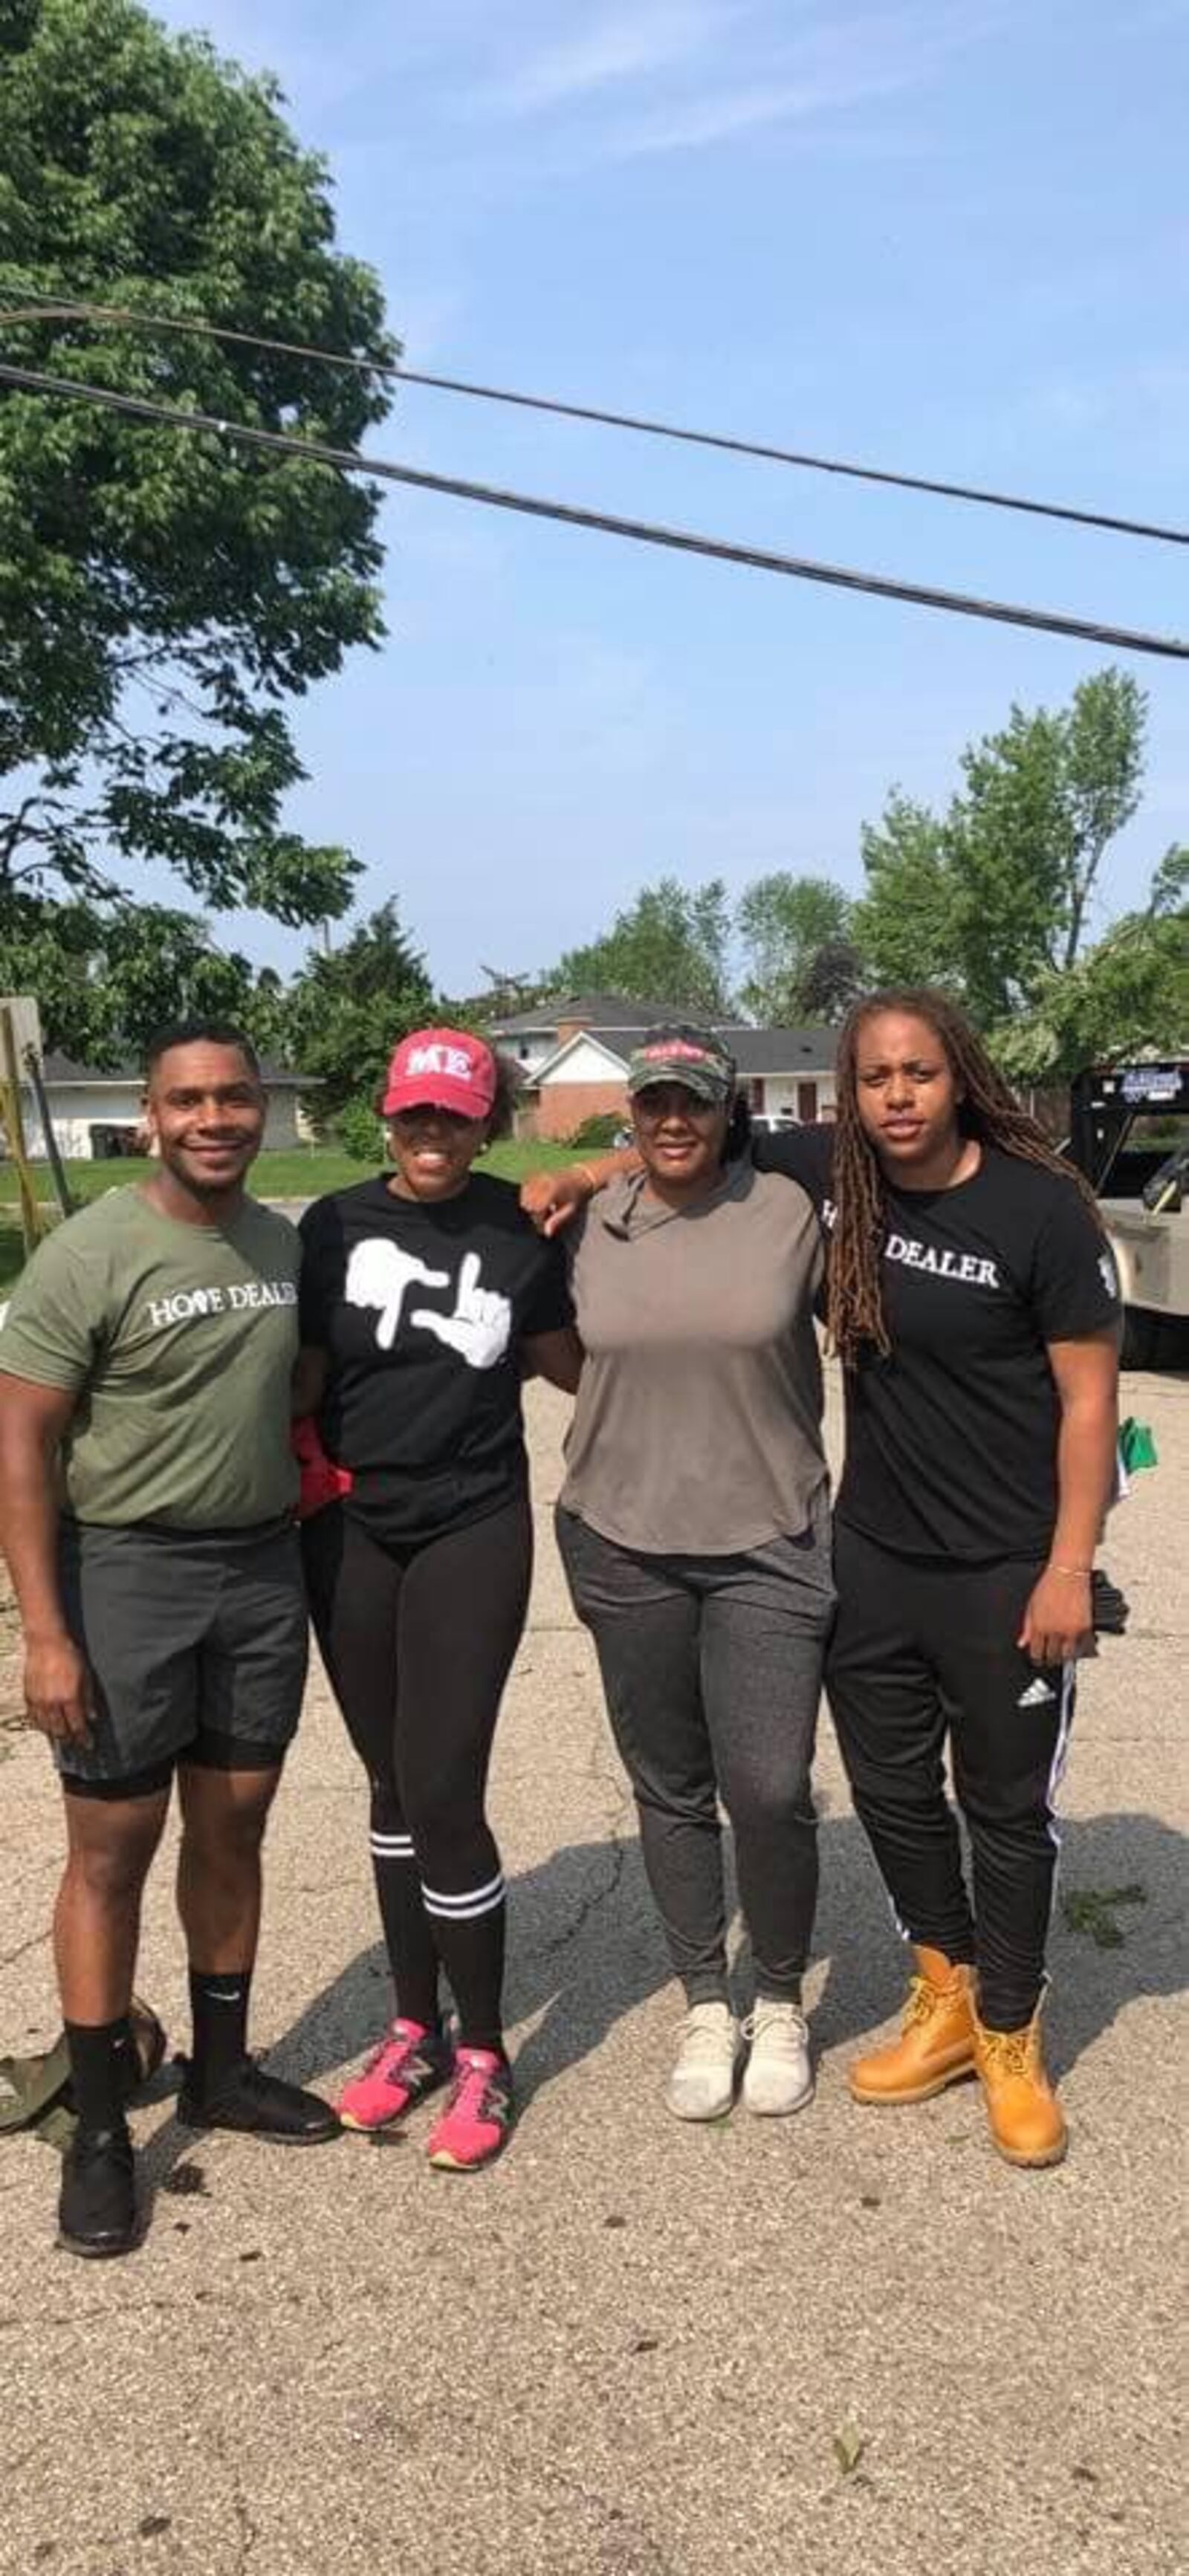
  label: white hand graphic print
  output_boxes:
[411,1251,512,1371]
[345,1238,450,1351]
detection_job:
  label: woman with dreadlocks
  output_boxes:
[805,990,1118,2170]
[523,989,1120,2167]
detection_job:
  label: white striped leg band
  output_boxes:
[1043,1662,1078,1929]
[421,1870,506,1923]
[370,1833,415,1859]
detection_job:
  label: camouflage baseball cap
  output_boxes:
[626,1024,736,1106]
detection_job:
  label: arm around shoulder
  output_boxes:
[522,1325,584,1394]
[520,1147,641,1238]
[750,1122,835,1204]
[291,1343,327,1419]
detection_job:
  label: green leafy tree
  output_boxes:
[542,877,733,1018]
[991,850,1188,1084]
[282,900,435,1129]
[0,890,289,1060]
[736,873,858,1021]
[1147,843,1189,922]
[0,0,396,1040]
[798,936,868,1024]
[854,670,1147,1021]
[854,794,960,994]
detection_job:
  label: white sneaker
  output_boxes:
[665,2002,740,2121]
[741,2001,814,2115]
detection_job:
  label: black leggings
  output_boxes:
[826,1522,1075,2031]
[302,1493,532,2052]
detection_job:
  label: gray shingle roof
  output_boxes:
[524,1022,838,1083]
[485,992,748,1036]
[729,1027,838,1074]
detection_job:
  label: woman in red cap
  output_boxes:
[297,1028,580,2169]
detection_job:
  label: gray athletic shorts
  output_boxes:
[55,1518,308,1800]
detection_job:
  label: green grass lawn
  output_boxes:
[0,1139,583,1289]
[0,1138,580,1206]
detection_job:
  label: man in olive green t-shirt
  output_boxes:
[0,1023,337,2261]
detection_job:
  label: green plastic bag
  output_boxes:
[1119,1417,1158,1474]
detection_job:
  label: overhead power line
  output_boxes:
[1,359,1185,662]
[3,293,1185,550]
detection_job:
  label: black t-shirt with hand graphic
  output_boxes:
[299,1173,572,1545]
[753,1129,1120,1560]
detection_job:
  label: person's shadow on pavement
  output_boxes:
[262,1802,1186,2109]
[1039,1808,1188,2080]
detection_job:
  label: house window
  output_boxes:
[88,1123,143,1160]
[748,1079,765,1111]
[796,1082,817,1124]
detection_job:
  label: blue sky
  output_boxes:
[154,0,1186,997]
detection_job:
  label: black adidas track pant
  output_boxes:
[826,1522,1075,2031]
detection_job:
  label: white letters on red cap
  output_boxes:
[406,1043,473,1082]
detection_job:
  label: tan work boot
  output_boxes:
[849,1947,976,2105]
[972,2002,1067,2168]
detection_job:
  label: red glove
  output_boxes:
[291,1417,354,1521]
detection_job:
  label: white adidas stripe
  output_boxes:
[1043,1659,1078,1927]
[1045,1662,1076,1834]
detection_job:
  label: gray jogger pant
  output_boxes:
[555,1496,835,2004]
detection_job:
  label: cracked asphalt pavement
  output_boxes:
[1,1366,1185,2576]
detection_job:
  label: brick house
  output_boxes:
[484,995,838,1143]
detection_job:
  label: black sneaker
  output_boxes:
[58,2120,138,2259]
[175,2057,340,2144]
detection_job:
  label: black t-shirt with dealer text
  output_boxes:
[754,1128,1119,1560]
[299,1173,573,1545]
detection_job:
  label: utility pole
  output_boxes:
[0,1003,43,1254]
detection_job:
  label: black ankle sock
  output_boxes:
[65,2016,133,2130]
[188,1967,252,2098]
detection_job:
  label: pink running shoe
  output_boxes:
[426,2048,513,2171]
[336,2019,452,2132]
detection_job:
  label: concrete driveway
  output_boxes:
[1,1362,1185,2575]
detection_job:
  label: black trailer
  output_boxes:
[1068,1057,1189,1366]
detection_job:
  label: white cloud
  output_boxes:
[610,65,913,156]
[601,2,1003,157]
[470,3,725,114]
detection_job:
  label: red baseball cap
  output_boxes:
[381,1028,497,1121]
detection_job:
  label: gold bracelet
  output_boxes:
[1049,1562,1093,1578]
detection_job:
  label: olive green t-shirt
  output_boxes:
[560,1160,827,1555]
[0,1187,300,1529]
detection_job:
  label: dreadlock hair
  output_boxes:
[826,986,1102,1368]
